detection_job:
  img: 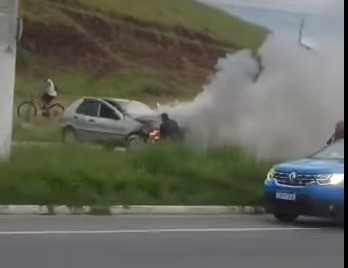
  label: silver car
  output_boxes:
[60,97,161,149]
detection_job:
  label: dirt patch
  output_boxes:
[19,7,232,80]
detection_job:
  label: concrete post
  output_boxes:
[0,0,20,160]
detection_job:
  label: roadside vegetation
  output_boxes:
[0,144,275,206]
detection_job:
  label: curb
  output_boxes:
[0,205,266,215]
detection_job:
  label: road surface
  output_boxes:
[0,215,343,268]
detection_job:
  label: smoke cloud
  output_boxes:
[157,32,344,159]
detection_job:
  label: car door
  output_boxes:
[96,102,127,145]
[73,99,100,142]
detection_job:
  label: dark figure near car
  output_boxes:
[159,113,181,141]
[327,120,344,146]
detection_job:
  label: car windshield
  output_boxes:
[308,139,344,160]
[113,100,154,117]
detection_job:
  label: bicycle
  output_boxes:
[17,93,65,121]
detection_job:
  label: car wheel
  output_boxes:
[63,128,78,144]
[334,211,344,225]
[273,213,298,223]
[126,134,146,151]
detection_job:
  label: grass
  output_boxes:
[15,50,202,104]
[77,0,266,50]
[21,0,72,25]
[12,119,61,143]
[15,65,200,101]
[22,0,267,50]
[0,144,275,206]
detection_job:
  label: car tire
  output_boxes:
[126,134,146,151]
[334,210,344,225]
[63,127,78,144]
[273,213,298,223]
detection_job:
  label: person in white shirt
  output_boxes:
[40,78,57,114]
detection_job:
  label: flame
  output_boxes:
[149,129,160,141]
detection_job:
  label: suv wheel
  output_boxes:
[273,213,298,223]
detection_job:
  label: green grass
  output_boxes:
[12,119,62,143]
[78,0,266,50]
[21,0,72,25]
[22,0,267,50]
[15,50,201,103]
[16,66,199,101]
[0,144,275,206]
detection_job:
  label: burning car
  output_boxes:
[61,97,162,150]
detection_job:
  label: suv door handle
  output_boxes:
[88,119,96,123]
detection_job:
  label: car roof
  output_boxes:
[80,96,139,103]
[79,96,146,103]
[105,98,145,104]
[69,97,116,110]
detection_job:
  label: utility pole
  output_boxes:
[0,0,21,160]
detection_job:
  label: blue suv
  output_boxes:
[264,139,344,223]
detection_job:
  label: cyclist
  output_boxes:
[41,78,58,116]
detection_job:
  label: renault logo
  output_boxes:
[289,172,297,182]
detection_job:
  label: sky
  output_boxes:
[197,0,344,43]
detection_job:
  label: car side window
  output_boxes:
[104,100,125,115]
[76,100,100,117]
[99,103,120,120]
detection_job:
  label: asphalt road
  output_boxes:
[0,215,343,268]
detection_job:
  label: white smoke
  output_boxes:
[157,33,344,159]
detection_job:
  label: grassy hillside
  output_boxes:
[16,0,267,104]
[22,0,266,49]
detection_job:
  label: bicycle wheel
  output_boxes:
[17,101,37,121]
[49,103,65,120]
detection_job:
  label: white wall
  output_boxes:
[0,0,19,160]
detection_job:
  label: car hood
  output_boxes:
[275,158,344,174]
[131,114,186,132]
[132,114,161,128]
